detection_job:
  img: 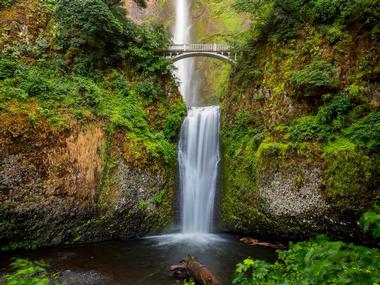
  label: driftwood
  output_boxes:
[170,255,220,285]
[240,237,286,249]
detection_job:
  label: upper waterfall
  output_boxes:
[173,0,199,106]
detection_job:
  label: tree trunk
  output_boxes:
[170,255,220,285]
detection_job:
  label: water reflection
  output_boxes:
[0,234,276,285]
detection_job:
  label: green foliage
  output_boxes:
[326,24,344,44]
[233,236,380,285]
[234,0,379,43]
[55,0,170,74]
[232,0,379,79]
[288,95,352,142]
[323,147,375,202]
[153,189,166,205]
[56,0,125,51]
[1,241,38,252]
[344,112,380,151]
[138,200,147,211]
[288,94,378,153]
[4,259,54,285]
[360,205,380,238]
[288,115,322,142]
[184,279,196,285]
[290,61,340,97]
[0,58,18,79]
[0,0,14,8]
[127,24,171,75]
[100,93,149,133]
[224,111,262,157]
[163,100,186,140]
[313,0,341,23]
[234,0,312,43]
[135,77,165,100]
[220,110,265,231]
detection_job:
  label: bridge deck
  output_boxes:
[165,44,230,52]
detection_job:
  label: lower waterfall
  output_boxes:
[179,106,221,234]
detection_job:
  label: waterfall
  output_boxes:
[174,0,221,234]
[179,106,220,233]
[173,0,198,106]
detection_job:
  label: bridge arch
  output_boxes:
[171,52,235,64]
[162,44,236,65]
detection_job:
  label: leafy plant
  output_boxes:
[344,111,380,151]
[135,77,164,100]
[0,58,18,79]
[313,0,341,23]
[184,279,196,285]
[0,0,14,8]
[233,235,380,285]
[288,94,353,142]
[290,60,340,97]
[163,101,186,140]
[326,24,344,44]
[360,205,380,238]
[3,258,56,285]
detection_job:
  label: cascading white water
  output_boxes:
[173,0,199,106]
[174,0,221,234]
[179,106,220,233]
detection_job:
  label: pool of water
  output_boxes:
[0,234,277,284]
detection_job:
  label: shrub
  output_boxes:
[0,0,14,8]
[0,86,28,100]
[343,111,380,151]
[163,101,186,140]
[101,94,149,134]
[345,83,366,102]
[326,24,344,44]
[3,258,54,285]
[24,78,53,99]
[56,0,125,50]
[313,0,340,23]
[360,205,380,238]
[0,58,18,79]
[318,95,352,129]
[72,76,104,108]
[288,115,323,142]
[290,60,340,97]
[56,0,170,74]
[135,78,165,100]
[288,94,354,142]
[233,236,380,285]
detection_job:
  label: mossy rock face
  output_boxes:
[0,119,179,252]
[257,143,328,229]
[218,5,379,241]
[322,148,379,213]
[219,140,379,240]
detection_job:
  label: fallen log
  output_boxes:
[240,237,286,249]
[170,255,220,285]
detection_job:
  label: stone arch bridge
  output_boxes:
[162,44,236,64]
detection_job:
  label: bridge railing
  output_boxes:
[167,44,230,52]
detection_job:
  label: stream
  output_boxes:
[0,234,276,284]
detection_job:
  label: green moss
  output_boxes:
[295,175,304,188]
[290,60,340,97]
[153,188,166,205]
[256,142,290,161]
[220,114,265,231]
[323,148,376,203]
[322,137,355,153]
[1,241,38,252]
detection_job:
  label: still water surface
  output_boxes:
[0,234,276,285]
